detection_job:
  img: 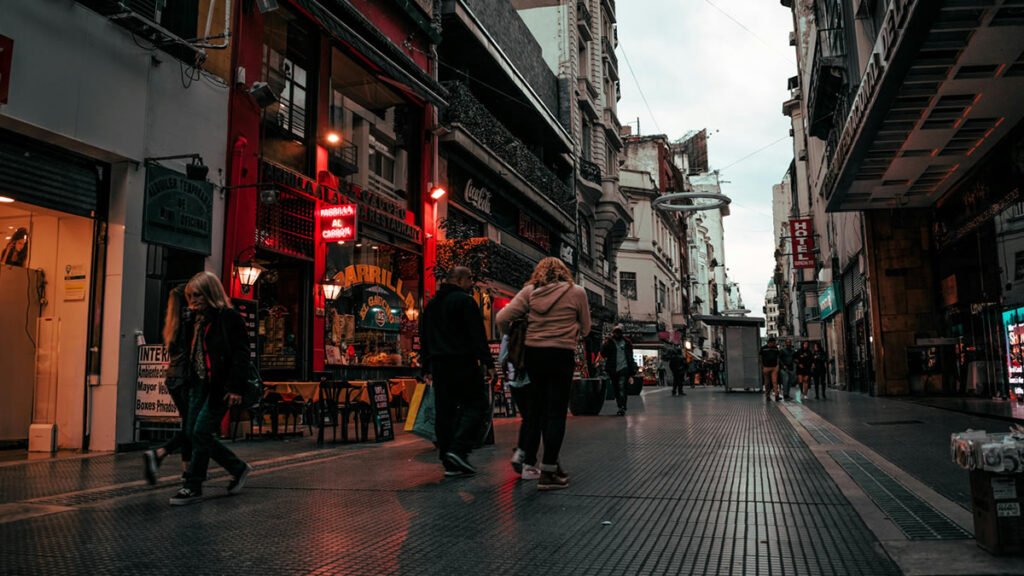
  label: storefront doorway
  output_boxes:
[256,257,312,381]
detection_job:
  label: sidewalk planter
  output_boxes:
[570,378,606,416]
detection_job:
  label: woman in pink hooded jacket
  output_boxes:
[496,257,591,490]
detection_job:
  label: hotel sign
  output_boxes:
[789,218,815,269]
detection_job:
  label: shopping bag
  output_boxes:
[408,383,437,443]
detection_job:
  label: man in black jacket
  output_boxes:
[420,266,494,477]
[600,324,638,416]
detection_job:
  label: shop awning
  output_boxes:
[293,0,447,108]
[692,315,766,328]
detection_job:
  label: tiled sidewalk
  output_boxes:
[0,389,900,575]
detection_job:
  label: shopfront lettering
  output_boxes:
[260,161,344,205]
[143,165,213,255]
[464,179,492,215]
[333,264,415,309]
[518,213,551,252]
[319,204,358,242]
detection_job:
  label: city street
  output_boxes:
[3,388,1020,576]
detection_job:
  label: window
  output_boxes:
[262,10,314,174]
[620,271,637,300]
[580,217,592,259]
[582,119,593,162]
[656,279,666,312]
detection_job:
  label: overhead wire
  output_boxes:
[618,39,662,134]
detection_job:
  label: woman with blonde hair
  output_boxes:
[142,286,194,484]
[169,271,253,505]
[496,257,591,490]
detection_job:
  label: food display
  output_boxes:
[951,425,1024,474]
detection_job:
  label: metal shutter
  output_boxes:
[0,133,100,218]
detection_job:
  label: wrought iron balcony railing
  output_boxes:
[442,81,575,214]
[434,237,534,288]
[580,157,602,185]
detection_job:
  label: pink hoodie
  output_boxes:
[495,282,592,350]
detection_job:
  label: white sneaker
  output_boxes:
[521,464,541,481]
[510,448,526,473]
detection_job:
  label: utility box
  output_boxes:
[28,423,56,453]
[970,470,1024,555]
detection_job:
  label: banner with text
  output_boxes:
[135,345,179,420]
[789,218,815,269]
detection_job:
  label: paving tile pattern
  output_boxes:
[0,390,899,575]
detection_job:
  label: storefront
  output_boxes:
[0,130,107,449]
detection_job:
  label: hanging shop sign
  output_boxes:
[560,242,576,267]
[143,164,213,255]
[319,204,358,242]
[135,345,179,420]
[332,264,416,310]
[789,218,815,269]
[818,284,839,320]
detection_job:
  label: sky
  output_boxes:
[616,0,797,315]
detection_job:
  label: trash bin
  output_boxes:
[970,470,1024,555]
[569,378,605,416]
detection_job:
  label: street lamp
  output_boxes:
[321,281,342,303]
[236,261,264,294]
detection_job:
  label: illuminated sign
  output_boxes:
[1003,306,1024,385]
[789,218,815,269]
[319,204,357,242]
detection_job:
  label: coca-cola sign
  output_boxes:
[464,179,492,215]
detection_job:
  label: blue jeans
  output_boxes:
[781,367,794,397]
[183,385,247,491]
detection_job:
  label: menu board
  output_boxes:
[232,298,258,364]
[368,381,395,442]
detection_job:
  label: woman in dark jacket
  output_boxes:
[142,286,194,484]
[812,342,829,399]
[169,272,253,506]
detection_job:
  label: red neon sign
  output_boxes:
[320,204,357,242]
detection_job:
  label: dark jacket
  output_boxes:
[760,345,780,368]
[669,354,687,376]
[812,350,828,373]
[601,336,637,376]
[779,346,796,369]
[165,311,194,390]
[795,348,814,373]
[419,283,492,376]
[195,307,250,396]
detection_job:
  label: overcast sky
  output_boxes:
[616,0,797,314]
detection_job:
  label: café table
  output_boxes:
[259,381,322,437]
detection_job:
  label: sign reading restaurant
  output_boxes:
[261,160,422,244]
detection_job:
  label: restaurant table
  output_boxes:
[257,381,322,437]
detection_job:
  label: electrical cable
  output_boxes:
[704,0,795,66]
[717,135,790,172]
[618,39,662,134]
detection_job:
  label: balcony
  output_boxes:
[602,35,619,71]
[601,0,616,23]
[435,238,534,288]
[328,144,358,178]
[442,81,575,217]
[806,32,848,143]
[604,107,623,149]
[580,158,602,185]
[577,0,593,42]
[77,0,205,63]
[577,77,600,120]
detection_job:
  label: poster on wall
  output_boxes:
[63,263,87,301]
[135,345,179,420]
[1003,307,1024,385]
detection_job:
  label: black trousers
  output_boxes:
[184,385,247,491]
[523,347,575,467]
[510,385,535,465]
[813,371,827,397]
[161,383,192,462]
[432,356,489,460]
[609,370,630,410]
[671,370,686,395]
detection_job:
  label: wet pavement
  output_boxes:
[0,387,1000,575]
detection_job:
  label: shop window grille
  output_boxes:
[256,188,314,260]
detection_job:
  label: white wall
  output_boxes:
[1,0,229,450]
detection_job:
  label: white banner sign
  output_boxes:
[135,345,180,420]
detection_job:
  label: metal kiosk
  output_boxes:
[694,315,766,392]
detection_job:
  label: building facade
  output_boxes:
[782,0,1024,396]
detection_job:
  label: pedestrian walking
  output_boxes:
[760,337,781,401]
[795,341,814,398]
[600,324,637,416]
[497,333,540,480]
[496,257,591,491]
[779,338,796,400]
[169,272,253,505]
[419,266,494,478]
[812,342,829,399]
[669,350,687,396]
[687,354,701,388]
[143,286,193,484]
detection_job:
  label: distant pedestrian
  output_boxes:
[600,324,637,416]
[169,272,253,505]
[420,266,494,478]
[812,342,829,399]
[497,257,591,490]
[760,337,781,401]
[795,341,813,398]
[143,286,193,485]
[687,355,701,388]
[657,358,667,387]
[669,350,687,397]
[779,338,796,400]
